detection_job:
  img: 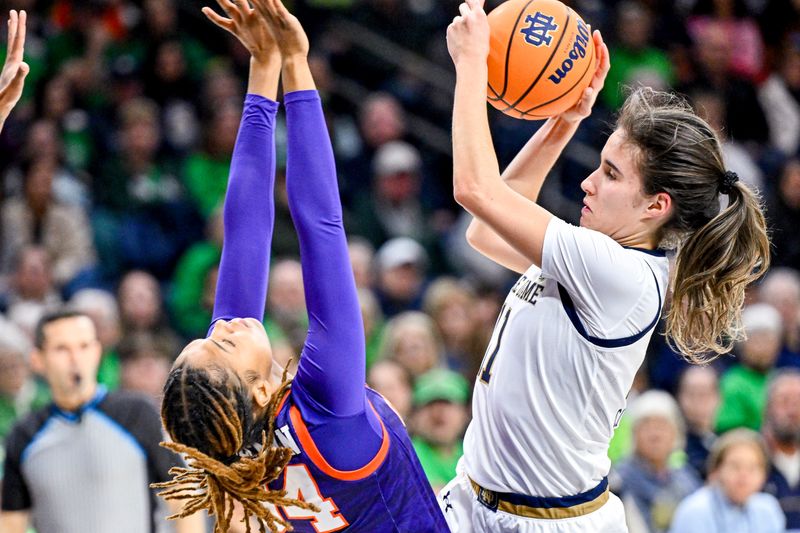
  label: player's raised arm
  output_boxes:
[254,0,367,416]
[465,30,609,273]
[449,0,555,267]
[0,10,29,134]
[203,0,282,326]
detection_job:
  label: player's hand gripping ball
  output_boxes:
[487,0,595,119]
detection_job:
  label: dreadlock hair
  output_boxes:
[616,87,771,363]
[153,363,318,533]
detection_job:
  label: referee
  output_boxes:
[0,310,205,533]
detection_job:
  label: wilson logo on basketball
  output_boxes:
[547,18,590,85]
[519,12,558,47]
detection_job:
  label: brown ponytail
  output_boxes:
[617,88,771,363]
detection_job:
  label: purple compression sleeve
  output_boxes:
[210,95,279,328]
[284,90,382,468]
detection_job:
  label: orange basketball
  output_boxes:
[487,0,596,120]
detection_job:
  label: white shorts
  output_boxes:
[437,471,629,533]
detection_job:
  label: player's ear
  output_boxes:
[645,191,672,221]
[252,380,271,409]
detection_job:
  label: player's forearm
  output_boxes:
[451,61,502,215]
[247,56,281,100]
[211,95,278,326]
[282,55,315,93]
[501,116,581,201]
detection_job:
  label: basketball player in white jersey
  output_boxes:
[439,1,771,532]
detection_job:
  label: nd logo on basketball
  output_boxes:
[519,12,558,47]
[548,18,590,85]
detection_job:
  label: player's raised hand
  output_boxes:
[251,0,309,60]
[447,0,490,68]
[0,10,29,130]
[557,30,610,124]
[202,0,278,65]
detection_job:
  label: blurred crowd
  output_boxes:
[0,0,799,531]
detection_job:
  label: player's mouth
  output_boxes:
[581,200,592,215]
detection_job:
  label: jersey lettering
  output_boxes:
[275,424,301,455]
[279,464,349,532]
[480,304,512,384]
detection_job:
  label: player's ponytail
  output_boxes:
[667,177,770,361]
[617,87,770,363]
[154,364,317,532]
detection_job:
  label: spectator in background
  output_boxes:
[143,39,201,153]
[422,276,482,376]
[670,428,785,533]
[117,270,180,354]
[2,245,61,337]
[0,310,205,533]
[117,332,173,406]
[6,118,90,207]
[265,258,306,357]
[680,21,769,145]
[612,390,701,533]
[685,0,766,81]
[758,36,800,158]
[350,140,433,248]
[95,97,199,279]
[677,366,721,479]
[766,159,800,270]
[182,100,240,218]
[69,288,122,390]
[717,303,784,433]
[603,1,674,110]
[358,287,385,369]
[378,311,444,378]
[375,236,429,317]
[367,357,413,422]
[762,370,800,530]
[691,90,764,192]
[169,208,223,338]
[348,236,376,290]
[760,268,800,368]
[340,92,406,204]
[411,368,470,492]
[0,318,48,448]
[1,155,97,293]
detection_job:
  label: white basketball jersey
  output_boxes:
[463,218,669,497]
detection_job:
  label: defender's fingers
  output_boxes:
[202,7,235,30]
[12,10,26,60]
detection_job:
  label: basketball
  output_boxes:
[487,0,596,120]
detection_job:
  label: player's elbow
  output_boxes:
[465,219,483,251]
[453,179,485,212]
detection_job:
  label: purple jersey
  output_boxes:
[265,387,448,532]
[212,92,448,532]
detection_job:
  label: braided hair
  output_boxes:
[153,363,318,532]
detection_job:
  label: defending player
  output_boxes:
[440,0,770,531]
[153,1,449,532]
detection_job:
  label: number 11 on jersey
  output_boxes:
[480,304,511,384]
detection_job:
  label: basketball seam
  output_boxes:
[488,0,537,102]
[521,35,594,114]
[501,4,572,112]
